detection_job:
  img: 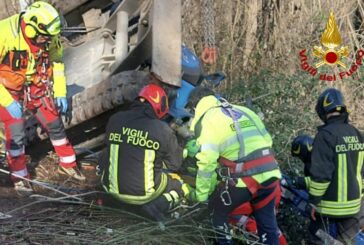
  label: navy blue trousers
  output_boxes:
[209,180,280,245]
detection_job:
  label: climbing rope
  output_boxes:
[201,0,217,65]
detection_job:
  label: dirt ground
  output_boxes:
[0,154,101,243]
[0,154,213,245]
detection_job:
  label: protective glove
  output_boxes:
[187,189,209,206]
[6,101,22,119]
[281,174,303,189]
[187,189,198,204]
[56,97,68,114]
[185,139,200,158]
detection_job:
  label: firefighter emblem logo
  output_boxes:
[299,11,364,82]
[313,12,349,68]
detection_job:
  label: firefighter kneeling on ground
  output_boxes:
[0,1,85,194]
[185,87,282,245]
[99,81,190,221]
[305,88,364,244]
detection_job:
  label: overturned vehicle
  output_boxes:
[12,0,182,159]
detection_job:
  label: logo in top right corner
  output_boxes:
[299,12,364,82]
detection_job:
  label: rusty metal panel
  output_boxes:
[151,0,181,87]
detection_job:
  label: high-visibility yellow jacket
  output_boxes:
[190,96,281,202]
[0,14,66,107]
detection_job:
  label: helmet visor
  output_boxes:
[37,16,61,36]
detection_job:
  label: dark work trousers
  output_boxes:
[209,179,280,245]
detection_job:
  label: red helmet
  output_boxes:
[139,84,169,119]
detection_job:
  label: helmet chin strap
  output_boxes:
[29,37,49,49]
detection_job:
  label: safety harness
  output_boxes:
[216,98,280,209]
[24,50,57,113]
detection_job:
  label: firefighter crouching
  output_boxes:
[0,1,85,194]
[306,88,364,244]
[100,83,190,221]
[185,87,282,245]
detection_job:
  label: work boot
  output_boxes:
[14,180,33,196]
[141,196,170,221]
[58,165,86,181]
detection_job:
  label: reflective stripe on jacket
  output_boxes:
[309,113,364,217]
[101,101,184,205]
[190,96,281,202]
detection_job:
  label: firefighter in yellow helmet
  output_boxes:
[0,1,85,194]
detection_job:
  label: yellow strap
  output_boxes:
[0,84,14,107]
[52,62,67,98]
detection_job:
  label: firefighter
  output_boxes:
[306,88,364,244]
[289,135,314,190]
[0,1,85,193]
[100,83,190,221]
[291,135,314,177]
[186,87,282,245]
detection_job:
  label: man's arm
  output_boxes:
[0,37,15,107]
[194,116,220,202]
[308,131,335,205]
[0,84,15,107]
[49,36,67,98]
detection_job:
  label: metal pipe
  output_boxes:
[115,11,129,63]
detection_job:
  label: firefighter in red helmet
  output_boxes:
[100,81,190,221]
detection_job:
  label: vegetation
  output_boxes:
[182,0,364,242]
[1,0,364,244]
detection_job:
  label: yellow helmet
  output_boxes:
[22,1,61,38]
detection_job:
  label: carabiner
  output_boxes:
[217,167,231,179]
[220,189,232,206]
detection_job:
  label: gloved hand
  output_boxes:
[281,174,301,188]
[185,139,200,158]
[56,97,68,114]
[187,188,198,204]
[187,189,209,206]
[6,101,22,119]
